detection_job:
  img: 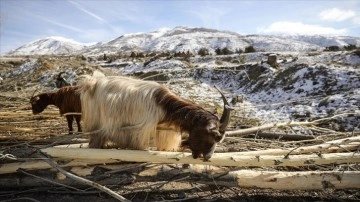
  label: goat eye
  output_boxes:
[206,122,217,131]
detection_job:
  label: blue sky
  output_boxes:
[1,0,360,54]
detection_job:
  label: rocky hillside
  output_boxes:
[1,48,359,132]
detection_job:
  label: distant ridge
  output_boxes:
[6,27,360,56]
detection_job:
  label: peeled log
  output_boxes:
[214,170,360,190]
[40,147,360,167]
[2,149,358,174]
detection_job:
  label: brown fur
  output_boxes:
[30,86,81,134]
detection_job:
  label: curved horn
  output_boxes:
[57,71,65,79]
[214,85,232,134]
[30,88,38,99]
[29,87,40,103]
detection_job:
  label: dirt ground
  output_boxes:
[1,92,359,202]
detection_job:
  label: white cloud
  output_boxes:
[319,8,356,22]
[68,0,118,31]
[42,18,86,33]
[68,0,107,23]
[258,21,348,35]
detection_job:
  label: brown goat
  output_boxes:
[30,86,81,134]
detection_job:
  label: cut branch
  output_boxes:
[39,152,131,202]
[222,135,360,156]
[226,113,359,136]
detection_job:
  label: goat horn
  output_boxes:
[214,85,233,134]
[29,87,39,102]
[30,88,38,98]
[57,71,65,78]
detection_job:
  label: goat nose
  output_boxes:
[203,153,212,161]
[214,131,223,142]
[203,144,217,161]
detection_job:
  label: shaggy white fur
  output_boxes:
[79,73,181,151]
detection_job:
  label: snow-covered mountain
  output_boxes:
[5,27,360,56]
[85,27,250,55]
[6,36,92,56]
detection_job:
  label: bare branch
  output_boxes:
[226,113,359,136]
[38,152,131,202]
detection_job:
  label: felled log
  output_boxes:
[2,149,359,174]
[136,165,360,190]
[204,170,360,190]
[41,147,360,166]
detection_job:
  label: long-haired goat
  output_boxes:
[30,86,81,134]
[79,73,231,160]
